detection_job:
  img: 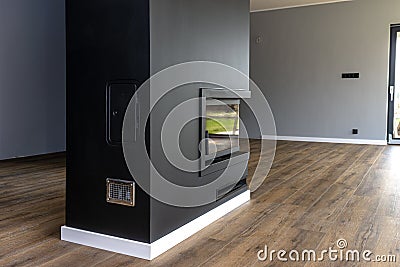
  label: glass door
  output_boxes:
[388,26,400,143]
[205,99,240,158]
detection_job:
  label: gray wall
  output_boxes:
[251,0,400,141]
[0,0,65,160]
[150,0,249,77]
[149,0,250,241]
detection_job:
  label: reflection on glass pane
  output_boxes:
[206,104,239,135]
[394,32,400,138]
[205,100,239,156]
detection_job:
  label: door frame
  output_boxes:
[388,25,400,144]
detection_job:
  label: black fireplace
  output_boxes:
[63,0,251,260]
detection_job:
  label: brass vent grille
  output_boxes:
[106,179,135,207]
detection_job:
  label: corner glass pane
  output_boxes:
[394,32,400,138]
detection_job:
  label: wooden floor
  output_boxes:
[1,141,399,266]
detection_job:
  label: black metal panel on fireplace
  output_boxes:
[65,0,151,243]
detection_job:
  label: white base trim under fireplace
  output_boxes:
[61,190,250,260]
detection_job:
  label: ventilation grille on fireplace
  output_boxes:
[106,178,135,207]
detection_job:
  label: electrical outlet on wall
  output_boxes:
[352,129,359,135]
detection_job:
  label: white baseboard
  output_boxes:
[61,190,250,260]
[262,135,387,146]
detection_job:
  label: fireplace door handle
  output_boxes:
[390,86,395,102]
[134,96,140,141]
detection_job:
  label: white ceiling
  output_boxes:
[250,0,352,12]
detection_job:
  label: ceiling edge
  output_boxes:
[250,0,352,13]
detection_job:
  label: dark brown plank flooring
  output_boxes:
[1,140,399,266]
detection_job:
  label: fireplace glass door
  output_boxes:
[204,99,240,160]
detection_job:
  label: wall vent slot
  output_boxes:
[106,179,135,207]
[216,183,237,200]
